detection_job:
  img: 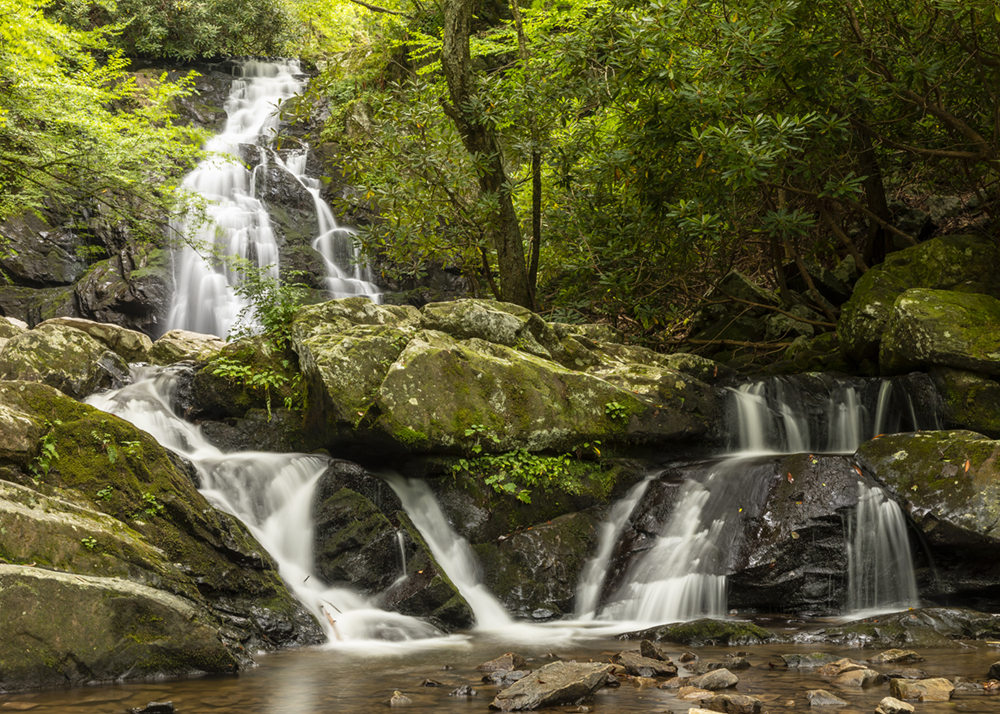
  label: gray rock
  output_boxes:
[782,653,842,668]
[478,652,528,672]
[805,689,848,706]
[612,651,677,678]
[867,649,923,665]
[989,660,1000,680]
[699,693,762,713]
[690,668,739,690]
[490,661,612,711]
[875,697,915,714]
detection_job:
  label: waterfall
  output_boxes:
[394,530,407,584]
[86,367,441,643]
[167,60,378,338]
[386,475,512,629]
[574,477,652,619]
[846,483,920,615]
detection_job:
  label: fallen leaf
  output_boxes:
[964,459,970,473]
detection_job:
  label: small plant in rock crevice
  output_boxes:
[29,420,61,483]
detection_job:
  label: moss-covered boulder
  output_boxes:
[291,296,420,343]
[929,368,1000,437]
[0,315,26,352]
[855,431,1000,610]
[839,235,1000,362]
[149,329,226,365]
[880,289,1000,375]
[0,323,128,399]
[38,316,153,363]
[805,607,1000,648]
[0,380,322,690]
[0,565,239,690]
[475,511,601,619]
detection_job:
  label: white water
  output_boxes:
[574,477,652,619]
[86,367,442,646]
[846,483,920,616]
[167,60,378,338]
[386,475,513,629]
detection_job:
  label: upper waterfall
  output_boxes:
[167,60,379,338]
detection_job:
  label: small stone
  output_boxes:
[680,651,699,663]
[386,691,411,707]
[483,670,531,686]
[612,651,677,678]
[659,677,684,689]
[449,685,477,697]
[632,677,657,688]
[816,658,865,677]
[782,653,841,668]
[700,692,763,714]
[604,674,620,688]
[690,668,739,691]
[805,689,848,707]
[875,696,915,714]
[832,668,884,688]
[478,652,528,671]
[723,655,751,670]
[868,649,924,665]
[420,679,444,687]
[889,678,954,702]
[953,682,984,693]
[130,704,175,714]
[989,661,1000,680]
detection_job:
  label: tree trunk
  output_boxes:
[441,0,533,308]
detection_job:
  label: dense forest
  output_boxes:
[3,0,999,355]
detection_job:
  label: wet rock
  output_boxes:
[689,668,738,690]
[816,659,865,677]
[807,607,1000,648]
[680,651,700,662]
[953,681,984,693]
[603,673,620,688]
[449,685,477,696]
[612,651,677,678]
[483,670,531,686]
[420,679,445,687]
[699,693,762,713]
[855,434,1000,610]
[632,676,657,688]
[129,703,175,714]
[0,214,86,287]
[875,697,915,714]
[478,652,528,671]
[839,234,1000,362]
[385,691,412,707]
[721,655,751,671]
[889,677,954,702]
[627,618,774,646]
[805,689,848,706]
[831,668,884,688]
[989,661,1000,679]
[659,677,684,689]
[885,669,927,680]
[782,653,842,668]
[0,323,128,399]
[880,288,1000,375]
[640,639,665,660]
[149,329,226,364]
[868,649,923,665]
[490,661,612,711]
[930,368,1000,437]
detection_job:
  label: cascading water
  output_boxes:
[86,367,440,644]
[846,482,920,615]
[167,60,378,338]
[386,475,512,629]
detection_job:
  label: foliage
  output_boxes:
[28,421,61,483]
[139,491,163,518]
[453,448,601,504]
[80,536,97,550]
[49,0,296,59]
[604,401,629,422]
[210,352,304,418]
[229,266,312,350]
[0,0,206,243]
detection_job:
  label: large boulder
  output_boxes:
[855,431,1000,610]
[0,565,239,690]
[803,607,1000,648]
[880,288,1000,375]
[0,323,129,399]
[0,380,322,690]
[38,317,153,363]
[930,368,1000,437]
[0,214,86,287]
[490,661,612,711]
[149,329,226,365]
[839,234,1000,363]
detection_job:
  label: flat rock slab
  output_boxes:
[782,653,841,668]
[700,693,762,713]
[832,668,884,688]
[889,677,954,702]
[806,689,848,706]
[478,652,528,671]
[816,658,865,677]
[490,661,611,711]
[612,651,677,677]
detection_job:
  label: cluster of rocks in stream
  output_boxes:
[371,643,1000,712]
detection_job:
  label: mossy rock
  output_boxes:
[626,618,776,646]
[0,323,128,399]
[149,329,226,365]
[807,607,1000,648]
[880,288,1000,375]
[313,488,399,595]
[290,296,420,343]
[930,368,1000,437]
[193,336,303,419]
[855,430,1000,541]
[839,235,1000,362]
[0,565,239,690]
[38,316,152,363]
